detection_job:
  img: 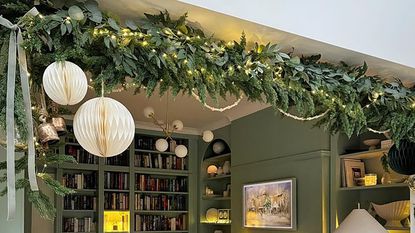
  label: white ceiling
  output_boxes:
[81,0,415,131]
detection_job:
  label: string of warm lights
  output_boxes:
[191,91,243,112]
[367,127,390,134]
[277,108,329,121]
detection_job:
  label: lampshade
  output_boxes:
[334,209,387,233]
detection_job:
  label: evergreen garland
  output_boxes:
[1,0,415,219]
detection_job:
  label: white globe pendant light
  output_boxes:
[175,145,188,158]
[73,97,135,157]
[202,130,214,142]
[155,138,169,152]
[172,120,184,131]
[43,61,88,105]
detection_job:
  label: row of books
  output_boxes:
[135,214,187,231]
[64,195,96,210]
[135,137,188,152]
[104,192,129,210]
[63,172,97,189]
[63,217,96,232]
[66,145,98,164]
[105,150,129,166]
[134,153,187,170]
[104,172,129,190]
[134,194,187,211]
[136,175,187,192]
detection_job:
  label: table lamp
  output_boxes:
[334,204,387,233]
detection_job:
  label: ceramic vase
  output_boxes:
[223,161,231,174]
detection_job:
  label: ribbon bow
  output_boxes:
[0,8,40,221]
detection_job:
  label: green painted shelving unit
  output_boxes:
[54,127,198,233]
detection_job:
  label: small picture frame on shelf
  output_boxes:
[217,209,231,223]
[344,159,365,187]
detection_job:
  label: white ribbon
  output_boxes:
[0,7,40,221]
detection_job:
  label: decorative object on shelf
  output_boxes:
[212,141,226,155]
[205,186,214,196]
[387,140,415,175]
[207,165,218,177]
[214,230,223,233]
[42,61,87,105]
[223,184,231,197]
[37,115,60,145]
[143,93,187,157]
[343,159,365,187]
[363,139,381,150]
[103,211,130,233]
[217,166,224,176]
[202,130,214,143]
[51,116,67,136]
[364,174,377,186]
[206,208,219,223]
[381,139,393,149]
[243,178,297,230]
[372,200,410,228]
[223,161,231,174]
[155,138,169,152]
[218,209,231,223]
[175,145,188,158]
[73,96,135,157]
[334,204,387,233]
[381,173,391,185]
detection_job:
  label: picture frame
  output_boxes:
[243,178,297,230]
[343,159,365,187]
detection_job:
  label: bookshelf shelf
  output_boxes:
[339,148,389,160]
[133,231,189,233]
[203,153,231,163]
[134,210,188,214]
[103,165,130,172]
[339,183,408,191]
[204,174,231,181]
[59,163,99,171]
[134,167,189,176]
[135,149,177,155]
[202,196,231,201]
[134,191,188,195]
[200,222,231,225]
[103,189,130,192]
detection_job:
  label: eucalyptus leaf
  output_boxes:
[68,6,84,21]
[108,18,120,31]
[125,19,138,30]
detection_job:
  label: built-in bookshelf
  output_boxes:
[54,128,194,233]
[199,139,232,233]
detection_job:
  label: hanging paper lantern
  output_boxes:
[43,61,88,105]
[172,120,184,131]
[175,145,188,158]
[202,130,214,142]
[388,140,415,175]
[155,138,169,152]
[73,97,135,157]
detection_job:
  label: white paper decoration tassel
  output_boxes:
[43,61,87,105]
[73,97,135,157]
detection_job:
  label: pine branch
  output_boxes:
[27,190,56,220]
[37,172,75,196]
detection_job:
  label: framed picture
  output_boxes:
[243,178,296,230]
[343,159,365,187]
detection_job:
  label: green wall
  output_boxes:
[0,148,25,233]
[226,107,331,233]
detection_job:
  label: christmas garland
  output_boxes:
[1,0,415,219]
